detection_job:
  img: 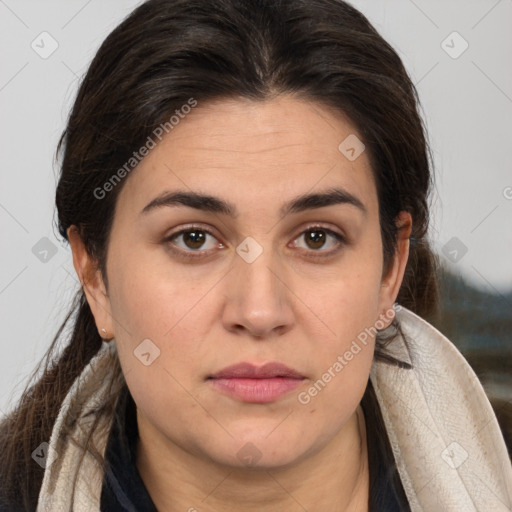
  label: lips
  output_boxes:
[208,362,304,380]
[207,362,305,403]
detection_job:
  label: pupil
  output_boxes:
[307,230,325,249]
[185,230,205,249]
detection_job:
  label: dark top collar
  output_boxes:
[100,385,158,512]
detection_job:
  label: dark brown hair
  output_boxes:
[0,0,438,510]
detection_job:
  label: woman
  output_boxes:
[1,0,511,510]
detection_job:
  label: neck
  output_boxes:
[136,405,369,512]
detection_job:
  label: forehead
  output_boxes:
[116,95,377,217]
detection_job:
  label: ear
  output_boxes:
[67,225,114,340]
[377,211,412,328]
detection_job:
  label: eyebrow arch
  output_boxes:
[140,186,366,218]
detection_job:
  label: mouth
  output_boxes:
[207,362,305,403]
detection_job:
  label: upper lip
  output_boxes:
[209,362,304,379]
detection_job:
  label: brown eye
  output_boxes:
[181,229,207,250]
[304,229,327,250]
[292,226,345,256]
[165,226,222,258]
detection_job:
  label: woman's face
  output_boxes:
[74,95,409,470]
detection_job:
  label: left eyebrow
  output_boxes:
[140,186,367,219]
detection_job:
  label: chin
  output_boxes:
[203,435,309,471]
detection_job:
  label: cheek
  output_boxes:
[107,241,215,339]
[296,280,378,439]
[300,242,382,408]
[309,277,378,393]
[105,248,219,392]
[108,259,212,433]
[316,246,383,346]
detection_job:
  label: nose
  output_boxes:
[221,243,295,339]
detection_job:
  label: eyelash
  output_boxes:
[163,224,346,261]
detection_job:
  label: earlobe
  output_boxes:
[378,211,412,326]
[67,225,114,340]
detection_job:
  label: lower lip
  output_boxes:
[208,377,304,403]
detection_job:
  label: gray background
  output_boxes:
[1,0,511,416]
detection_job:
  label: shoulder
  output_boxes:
[370,306,512,510]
